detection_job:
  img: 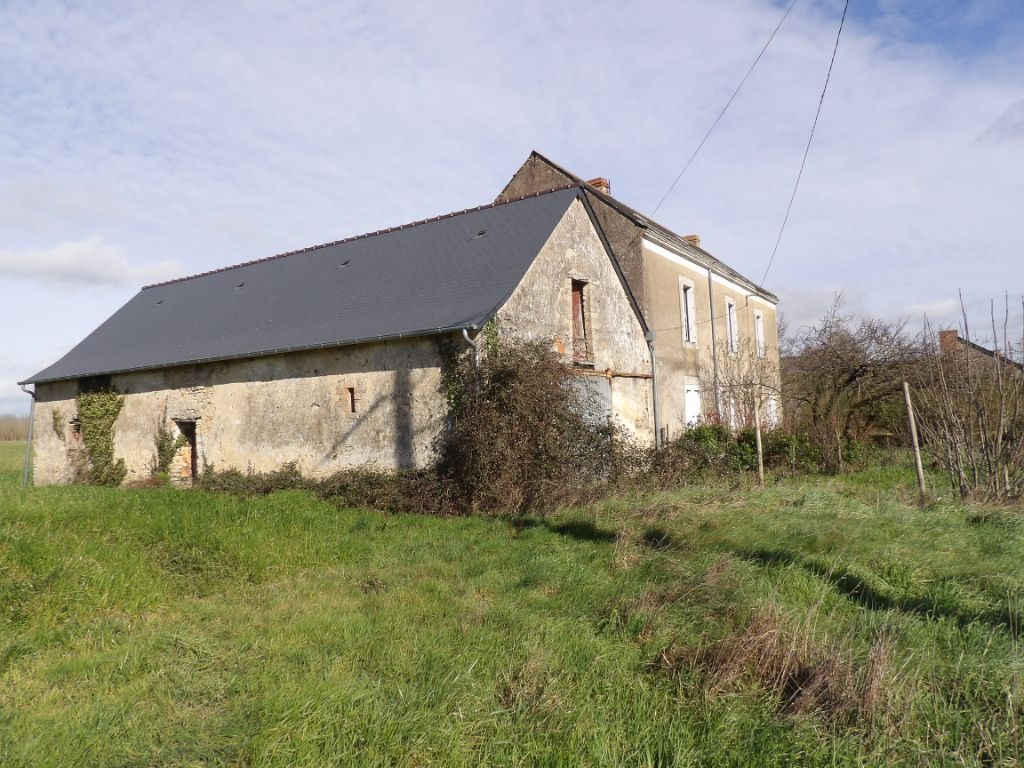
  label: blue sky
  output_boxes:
[1,0,1022,414]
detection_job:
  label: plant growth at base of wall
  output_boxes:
[75,390,127,486]
[153,423,188,475]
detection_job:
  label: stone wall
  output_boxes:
[31,336,450,485]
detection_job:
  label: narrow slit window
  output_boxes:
[571,279,590,362]
[679,279,696,344]
[347,387,357,414]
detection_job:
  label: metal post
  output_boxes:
[646,331,661,449]
[20,385,36,487]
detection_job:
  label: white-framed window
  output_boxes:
[678,276,697,345]
[684,383,702,427]
[725,297,739,353]
[754,311,766,358]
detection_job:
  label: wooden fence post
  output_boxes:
[903,380,927,503]
[754,397,765,488]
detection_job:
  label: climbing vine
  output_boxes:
[480,316,501,358]
[153,423,188,475]
[438,318,504,412]
[75,390,127,486]
[437,337,467,412]
[51,408,65,440]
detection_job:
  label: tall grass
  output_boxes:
[0,453,1020,766]
[0,414,28,441]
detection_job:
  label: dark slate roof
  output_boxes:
[502,152,779,303]
[23,186,582,385]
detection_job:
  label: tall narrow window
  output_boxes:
[726,298,738,353]
[754,311,766,358]
[679,278,696,344]
[347,387,357,414]
[571,279,590,362]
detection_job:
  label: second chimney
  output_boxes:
[586,177,611,195]
[938,329,960,354]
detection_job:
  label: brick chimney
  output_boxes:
[938,329,959,354]
[586,177,611,195]
[683,234,701,248]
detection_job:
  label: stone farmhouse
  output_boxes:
[499,152,781,434]
[22,153,780,486]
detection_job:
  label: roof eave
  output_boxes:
[642,229,779,304]
[19,324,475,386]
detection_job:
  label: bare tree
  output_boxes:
[702,337,782,431]
[913,296,1024,500]
[780,297,921,472]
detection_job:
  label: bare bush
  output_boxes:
[913,298,1024,500]
[702,337,782,431]
[438,338,628,517]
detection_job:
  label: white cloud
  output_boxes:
[0,237,182,287]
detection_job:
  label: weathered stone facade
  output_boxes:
[30,198,655,485]
[499,152,782,440]
[498,199,653,438]
[32,337,449,484]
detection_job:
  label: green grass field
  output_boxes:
[1,442,1021,766]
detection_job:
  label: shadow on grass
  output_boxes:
[641,526,678,550]
[545,519,618,543]
[735,547,1022,638]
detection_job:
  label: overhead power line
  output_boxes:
[760,0,850,286]
[650,0,801,216]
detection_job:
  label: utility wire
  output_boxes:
[651,0,801,216]
[760,0,849,286]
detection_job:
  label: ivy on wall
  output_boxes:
[74,390,127,486]
[153,424,188,475]
[438,318,503,413]
[51,409,65,441]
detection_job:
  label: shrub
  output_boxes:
[437,338,627,517]
[197,462,460,515]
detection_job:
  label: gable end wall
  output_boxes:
[496,198,654,440]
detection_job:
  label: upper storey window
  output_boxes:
[679,278,697,345]
[755,311,766,358]
[571,279,591,363]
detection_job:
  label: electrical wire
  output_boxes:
[650,0,801,216]
[760,0,850,286]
